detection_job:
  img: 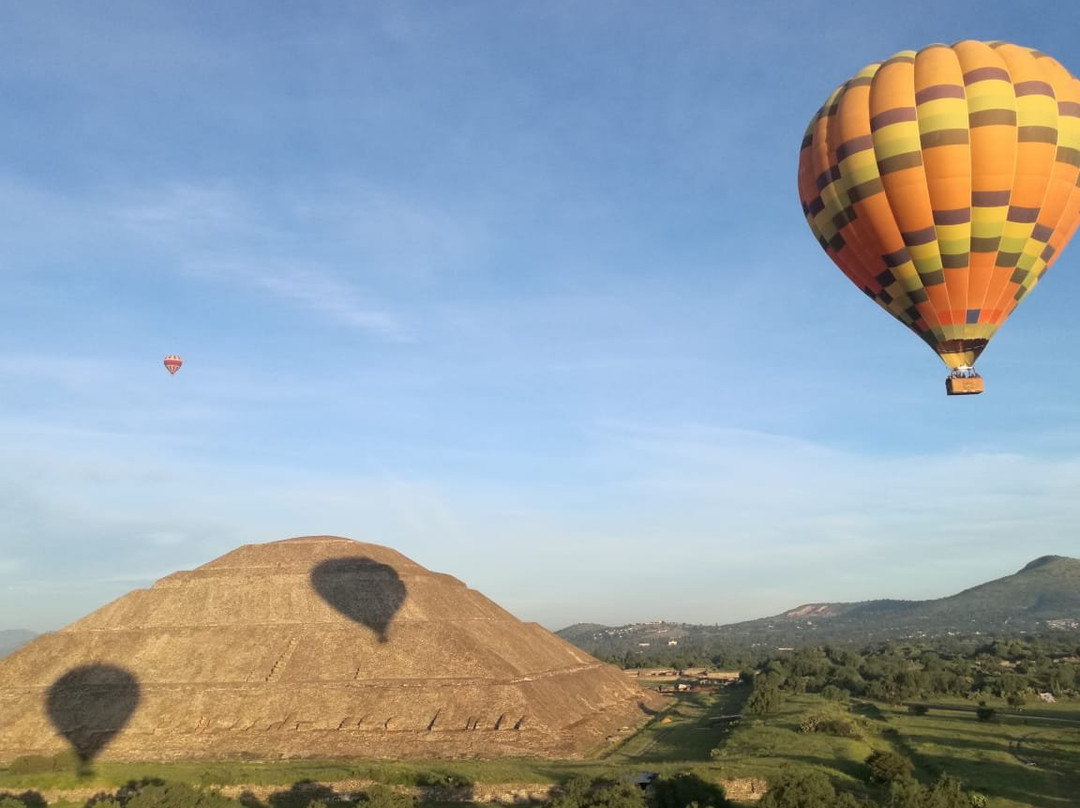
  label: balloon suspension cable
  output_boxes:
[949,365,980,379]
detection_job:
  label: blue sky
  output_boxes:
[5,1,1080,634]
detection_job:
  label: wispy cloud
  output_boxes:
[223,262,411,341]
[0,355,113,390]
[113,182,263,247]
[574,420,1080,595]
[109,181,453,340]
[7,411,1077,632]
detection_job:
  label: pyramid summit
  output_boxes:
[0,536,659,762]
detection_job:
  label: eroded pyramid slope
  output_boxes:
[0,537,660,762]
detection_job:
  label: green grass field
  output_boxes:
[877,701,1080,808]
[709,694,1080,808]
[598,688,1080,807]
[605,685,748,766]
[707,693,882,802]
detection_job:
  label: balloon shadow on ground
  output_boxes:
[310,557,406,643]
[45,663,140,775]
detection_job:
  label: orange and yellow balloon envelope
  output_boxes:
[798,41,1080,394]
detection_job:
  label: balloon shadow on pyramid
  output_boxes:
[45,663,140,775]
[310,557,406,643]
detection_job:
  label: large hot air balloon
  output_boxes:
[163,355,182,375]
[798,41,1080,394]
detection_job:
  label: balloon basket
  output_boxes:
[946,375,984,396]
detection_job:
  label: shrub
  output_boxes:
[798,714,859,738]
[817,718,860,738]
[743,683,783,715]
[6,751,79,774]
[550,776,645,808]
[652,772,731,808]
[413,771,471,789]
[267,782,337,808]
[865,750,913,784]
[758,770,860,808]
[362,785,416,808]
[114,782,239,808]
[819,685,849,701]
[0,793,47,808]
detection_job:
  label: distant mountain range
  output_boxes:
[0,630,37,658]
[558,555,1080,654]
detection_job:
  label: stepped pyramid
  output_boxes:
[0,537,660,762]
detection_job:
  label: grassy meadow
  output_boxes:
[707,691,1080,808]
[875,700,1080,808]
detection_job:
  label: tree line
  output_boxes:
[737,635,1079,708]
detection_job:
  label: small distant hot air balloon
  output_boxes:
[163,355,182,375]
[798,41,1080,394]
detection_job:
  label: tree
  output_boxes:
[789,648,829,679]
[652,773,732,808]
[831,666,866,696]
[819,684,849,702]
[865,750,913,784]
[549,777,645,808]
[1049,664,1076,693]
[1006,693,1026,709]
[267,782,338,808]
[887,776,924,808]
[921,774,972,808]
[886,773,975,808]
[762,659,789,685]
[744,680,783,715]
[865,679,903,704]
[0,794,46,808]
[758,769,860,808]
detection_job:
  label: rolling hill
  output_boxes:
[559,555,1080,655]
